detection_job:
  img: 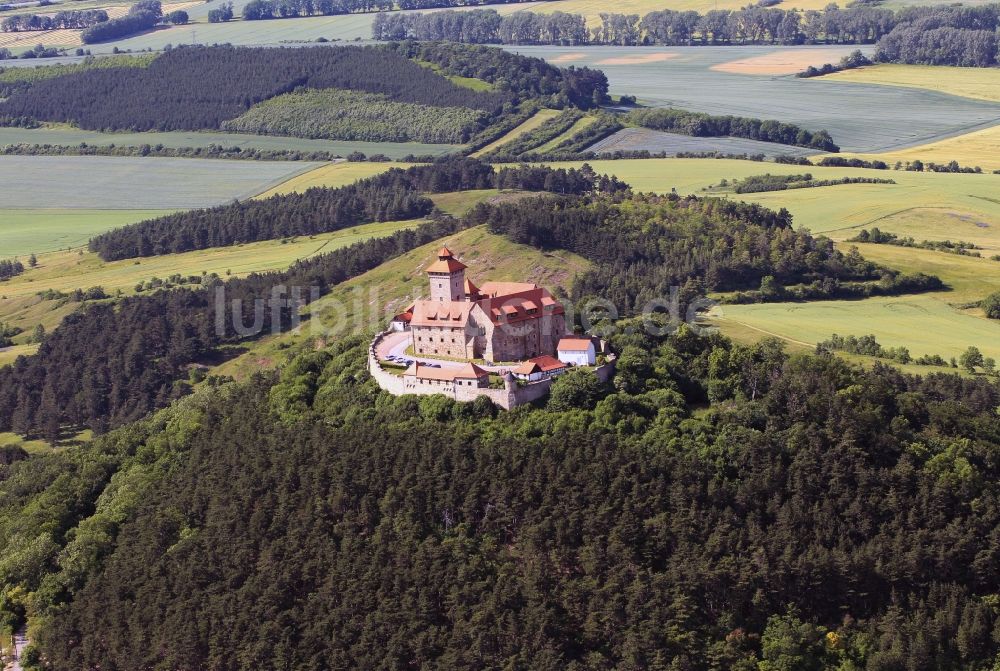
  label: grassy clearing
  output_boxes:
[1,209,171,258]
[256,161,410,197]
[0,155,320,209]
[844,242,1000,305]
[428,189,500,216]
[829,123,1000,173]
[712,295,1000,362]
[215,225,591,379]
[0,429,91,454]
[836,209,1000,255]
[821,64,1000,104]
[0,126,461,158]
[471,109,561,158]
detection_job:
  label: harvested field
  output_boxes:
[711,47,861,75]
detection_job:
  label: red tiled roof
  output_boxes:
[409,300,475,328]
[404,362,487,382]
[530,355,567,372]
[427,247,467,274]
[480,288,564,325]
[478,281,538,298]
[513,361,540,375]
[558,337,595,352]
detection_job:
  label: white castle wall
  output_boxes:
[368,331,615,410]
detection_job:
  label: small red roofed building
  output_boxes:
[513,355,568,382]
[557,336,597,366]
[409,247,567,363]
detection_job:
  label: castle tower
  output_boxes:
[426,247,467,302]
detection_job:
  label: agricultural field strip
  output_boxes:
[471,109,561,157]
[508,46,1000,154]
[0,155,322,209]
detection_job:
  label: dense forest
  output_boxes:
[87,160,611,260]
[0,45,509,131]
[373,4,1000,65]
[3,314,1000,669]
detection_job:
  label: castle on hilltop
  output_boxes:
[372,247,615,409]
[400,247,567,363]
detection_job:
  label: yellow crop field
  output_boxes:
[821,64,1000,103]
[829,123,1000,173]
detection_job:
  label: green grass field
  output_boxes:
[1,209,171,258]
[0,126,461,158]
[821,64,1000,104]
[712,295,1000,362]
[539,158,1000,238]
[0,218,422,349]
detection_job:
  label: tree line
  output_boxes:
[88,159,612,260]
[0,44,516,132]
[628,108,840,152]
[373,5,902,46]
[373,4,1000,65]
[1,9,108,32]
[240,0,537,20]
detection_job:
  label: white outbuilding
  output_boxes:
[557,336,597,366]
